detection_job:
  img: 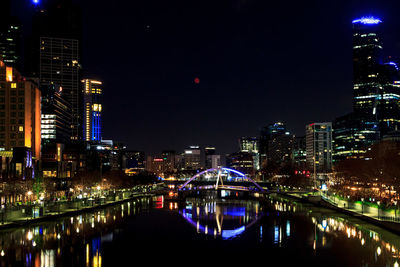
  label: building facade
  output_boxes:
[82,79,103,142]
[306,122,333,173]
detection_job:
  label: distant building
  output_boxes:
[82,79,103,142]
[306,122,333,173]
[161,150,176,172]
[226,152,254,176]
[206,154,221,169]
[239,137,260,170]
[292,136,307,170]
[184,146,203,170]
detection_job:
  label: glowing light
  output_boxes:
[352,16,382,25]
[194,77,200,84]
[385,62,399,70]
[32,0,40,4]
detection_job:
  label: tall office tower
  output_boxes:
[161,150,176,172]
[0,61,41,159]
[292,136,307,170]
[82,79,103,142]
[306,122,333,173]
[0,0,21,69]
[259,122,287,167]
[184,146,202,170]
[239,137,260,170]
[352,16,383,120]
[226,152,254,176]
[28,0,83,140]
[41,84,71,145]
[352,16,400,138]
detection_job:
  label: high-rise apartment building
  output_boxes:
[306,122,333,173]
[28,0,83,140]
[239,137,260,170]
[41,84,71,144]
[0,61,41,159]
[82,79,103,142]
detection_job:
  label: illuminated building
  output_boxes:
[239,137,260,170]
[28,0,83,140]
[184,146,203,170]
[82,79,103,142]
[0,61,41,178]
[123,150,145,174]
[306,122,333,173]
[161,150,176,172]
[41,84,71,144]
[226,152,254,176]
[292,136,307,169]
[259,122,288,167]
[352,16,400,138]
[0,13,21,69]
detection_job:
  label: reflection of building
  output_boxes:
[226,152,254,176]
[82,79,103,142]
[0,61,41,160]
[306,122,333,172]
[239,137,260,170]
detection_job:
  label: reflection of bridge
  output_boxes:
[178,167,264,192]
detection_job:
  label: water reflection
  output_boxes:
[0,197,151,266]
[266,196,400,266]
[0,195,397,266]
[179,199,261,240]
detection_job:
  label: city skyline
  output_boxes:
[13,0,400,155]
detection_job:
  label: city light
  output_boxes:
[352,16,382,25]
[32,0,40,5]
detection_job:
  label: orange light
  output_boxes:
[6,67,12,82]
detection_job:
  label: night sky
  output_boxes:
[14,0,400,155]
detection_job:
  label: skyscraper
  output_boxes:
[28,0,83,140]
[0,0,21,69]
[239,137,260,170]
[306,122,333,173]
[82,79,103,142]
[352,16,400,137]
[41,84,71,145]
[0,60,41,160]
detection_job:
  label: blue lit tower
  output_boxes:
[352,16,400,136]
[352,16,383,126]
[82,79,103,142]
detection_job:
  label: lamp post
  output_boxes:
[394,200,398,221]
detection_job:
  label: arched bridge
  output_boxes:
[178,167,264,192]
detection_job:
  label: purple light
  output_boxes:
[352,16,382,25]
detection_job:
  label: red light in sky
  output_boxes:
[194,77,200,84]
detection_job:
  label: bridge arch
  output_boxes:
[178,167,264,192]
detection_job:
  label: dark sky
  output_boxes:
[14,0,400,155]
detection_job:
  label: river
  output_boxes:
[0,193,398,266]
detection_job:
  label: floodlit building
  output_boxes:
[82,79,103,142]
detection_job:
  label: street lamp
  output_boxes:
[394,200,398,221]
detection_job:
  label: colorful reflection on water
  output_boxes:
[0,194,397,266]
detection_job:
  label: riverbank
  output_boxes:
[276,191,400,236]
[0,192,155,231]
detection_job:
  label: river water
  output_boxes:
[0,194,398,266]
